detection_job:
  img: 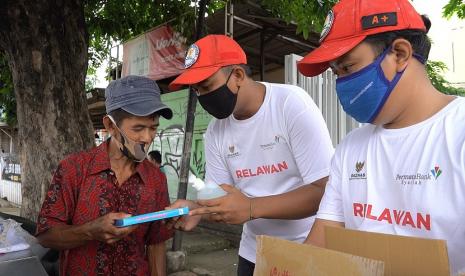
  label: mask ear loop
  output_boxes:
[226,67,243,96]
[225,68,234,84]
[413,53,426,64]
[106,115,141,161]
[367,47,407,123]
[106,115,126,145]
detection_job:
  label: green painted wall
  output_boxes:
[150,89,212,201]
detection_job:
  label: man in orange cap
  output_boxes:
[298,0,465,274]
[169,34,334,275]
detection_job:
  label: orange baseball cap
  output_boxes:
[297,0,426,77]
[169,35,247,91]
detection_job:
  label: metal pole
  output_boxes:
[228,1,234,37]
[224,2,227,36]
[116,45,120,79]
[224,0,234,37]
[172,0,209,252]
[260,30,265,81]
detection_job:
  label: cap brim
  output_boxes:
[122,100,173,119]
[298,36,366,77]
[169,66,222,91]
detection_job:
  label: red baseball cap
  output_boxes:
[298,0,426,77]
[169,35,247,91]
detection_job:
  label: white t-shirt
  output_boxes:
[205,82,334,263]
[317,97,465,275]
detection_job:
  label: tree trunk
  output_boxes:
[0,0,94,221]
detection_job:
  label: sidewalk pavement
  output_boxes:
[167,231,239,276]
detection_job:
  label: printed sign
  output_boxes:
[122,25,187,81]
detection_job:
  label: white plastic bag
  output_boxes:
[0,218,32,254]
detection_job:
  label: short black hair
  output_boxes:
[221,64,252,77]
[108,108,159,127]
[148,150,162,164]
[363,15,432,62]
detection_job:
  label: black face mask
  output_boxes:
[197,70,238,119]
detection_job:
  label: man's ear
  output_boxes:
[231,66,246,91]
[103,116,117,137]
[391,38,413,72]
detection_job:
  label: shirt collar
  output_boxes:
[89,140,112,175]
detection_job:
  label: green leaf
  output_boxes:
[443,0,465,19]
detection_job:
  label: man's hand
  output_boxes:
[190,184,251,224]
[165,199,202,231]
[86,213,138,244]
[37,212,138,250]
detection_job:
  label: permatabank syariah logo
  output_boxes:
[431,165,442,180]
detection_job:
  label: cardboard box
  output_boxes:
[254,235,384,276]
[254,227,451,276]
[325,227,450,276]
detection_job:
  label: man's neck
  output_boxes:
[233,81,266,120]
[383,76,455,129]
[107,139,136,176]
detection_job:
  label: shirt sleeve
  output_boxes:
[316,150,345,222]
[147,172,173,244]
[36,159,76,236]
[284,90,335,185]
[204,122,234,186]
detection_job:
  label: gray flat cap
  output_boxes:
[105,75,173,119]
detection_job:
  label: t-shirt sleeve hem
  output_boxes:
[316,213,345,223]
[303,168,330,185]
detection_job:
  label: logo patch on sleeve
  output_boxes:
[361,12,397,30]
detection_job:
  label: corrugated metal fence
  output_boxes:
[285,54,360,146]
[0,155,22,205]
[0,180,21,205]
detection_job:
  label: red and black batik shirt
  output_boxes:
[37,141,173,276]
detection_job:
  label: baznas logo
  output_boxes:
[350,161,367,180]
[431,166,442,180]
[227,144,240,158]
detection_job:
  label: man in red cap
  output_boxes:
[169,34,334,275]
[298,0,465,274]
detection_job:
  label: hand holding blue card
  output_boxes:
[114,207,189,227]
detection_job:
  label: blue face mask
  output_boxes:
[335,48,405,123]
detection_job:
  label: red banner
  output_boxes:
[122,25,186,81]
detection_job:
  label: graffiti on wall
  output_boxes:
[155,124,206,180]
[151,90,212,200]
